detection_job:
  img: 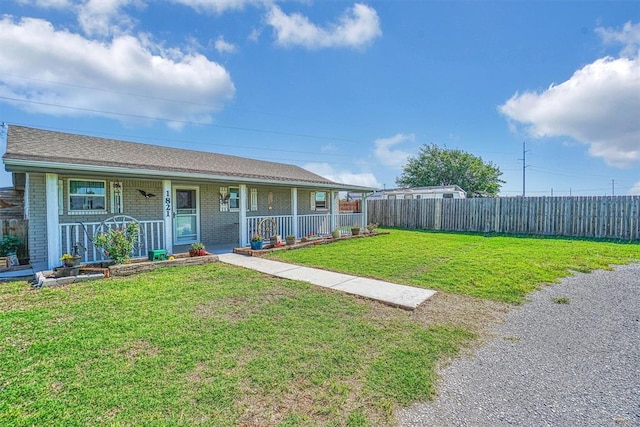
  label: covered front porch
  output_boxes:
[57,211,367,263]
[51,180,370,268]
[245,212,365,244]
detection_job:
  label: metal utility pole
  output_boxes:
[518,141,530,196]
[611,179,615,196]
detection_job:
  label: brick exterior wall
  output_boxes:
[201,183,239,245]
[252,186,291,216]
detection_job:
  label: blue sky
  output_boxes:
[1,0,638,196]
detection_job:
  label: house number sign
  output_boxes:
[165,190,171,218]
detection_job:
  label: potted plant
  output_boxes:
[285,234,296,246]
[351,225,361,235]
[60,253,82,267]
[332,229,341,239]
[250,234,263,250]
[189,242,206,257]
[269,235,281,246]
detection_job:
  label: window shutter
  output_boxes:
[250,188,258,211]
[219,187,229,212]
[310,192,316,211]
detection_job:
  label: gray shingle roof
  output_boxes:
[4,125,367,189]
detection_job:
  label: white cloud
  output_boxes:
[373,133,415,168]
[77,0,144,37]
[266,3,381,49]
[170,0,266,14]
[629,182,640,195]
[16,0,72,7]
[214,36,237,54]
[596,21,640,57]
[0,16,236,128]
[304,162,381,188]
[320,143,338,153]
[499,55,640,167]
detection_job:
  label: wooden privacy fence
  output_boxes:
[0,218,29,258]
[368,196,640,240]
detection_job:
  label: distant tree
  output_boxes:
[396,144,504,197]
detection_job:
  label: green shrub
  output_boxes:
[0,235,21,256]
[93,222,139,264]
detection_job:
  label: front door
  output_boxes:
[173,187,199,245]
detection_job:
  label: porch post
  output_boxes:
[239,184,248,245]
[291,187,298,238]
[330,190,338,232]
[162,180,173,254]
[361,192,368,228]
[45,173,60,269]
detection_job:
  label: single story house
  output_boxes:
[3,125,374,270]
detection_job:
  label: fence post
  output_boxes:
[493,197,501,233]
[434,199,442,230]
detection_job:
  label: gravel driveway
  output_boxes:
[397,263,640,426]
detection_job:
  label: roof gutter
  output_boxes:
[3,158,375,192]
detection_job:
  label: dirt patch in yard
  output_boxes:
[412,291,514,342]
[364,291,513,341]
[413,292,513,333]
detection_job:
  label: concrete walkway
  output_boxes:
[217,253,435,310]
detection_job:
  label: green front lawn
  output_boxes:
[3,230,637,425]
[267,229,640,303]
[0,264,471,426]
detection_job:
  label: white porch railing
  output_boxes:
[59,220,165,263]
[298,214,332,238]
[246,215,294,242]
[336,213,363,232]
[244,213,365,245]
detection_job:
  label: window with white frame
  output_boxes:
[68,179,106,213]
[229,186,240,210]
[311,191,328,210]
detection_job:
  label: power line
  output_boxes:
[0,73,210,107]
[0,95,364,144]
[9,121,355,160]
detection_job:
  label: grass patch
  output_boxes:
[266,229,640,303]
[553,296,570,304]
[0,263,473,426]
